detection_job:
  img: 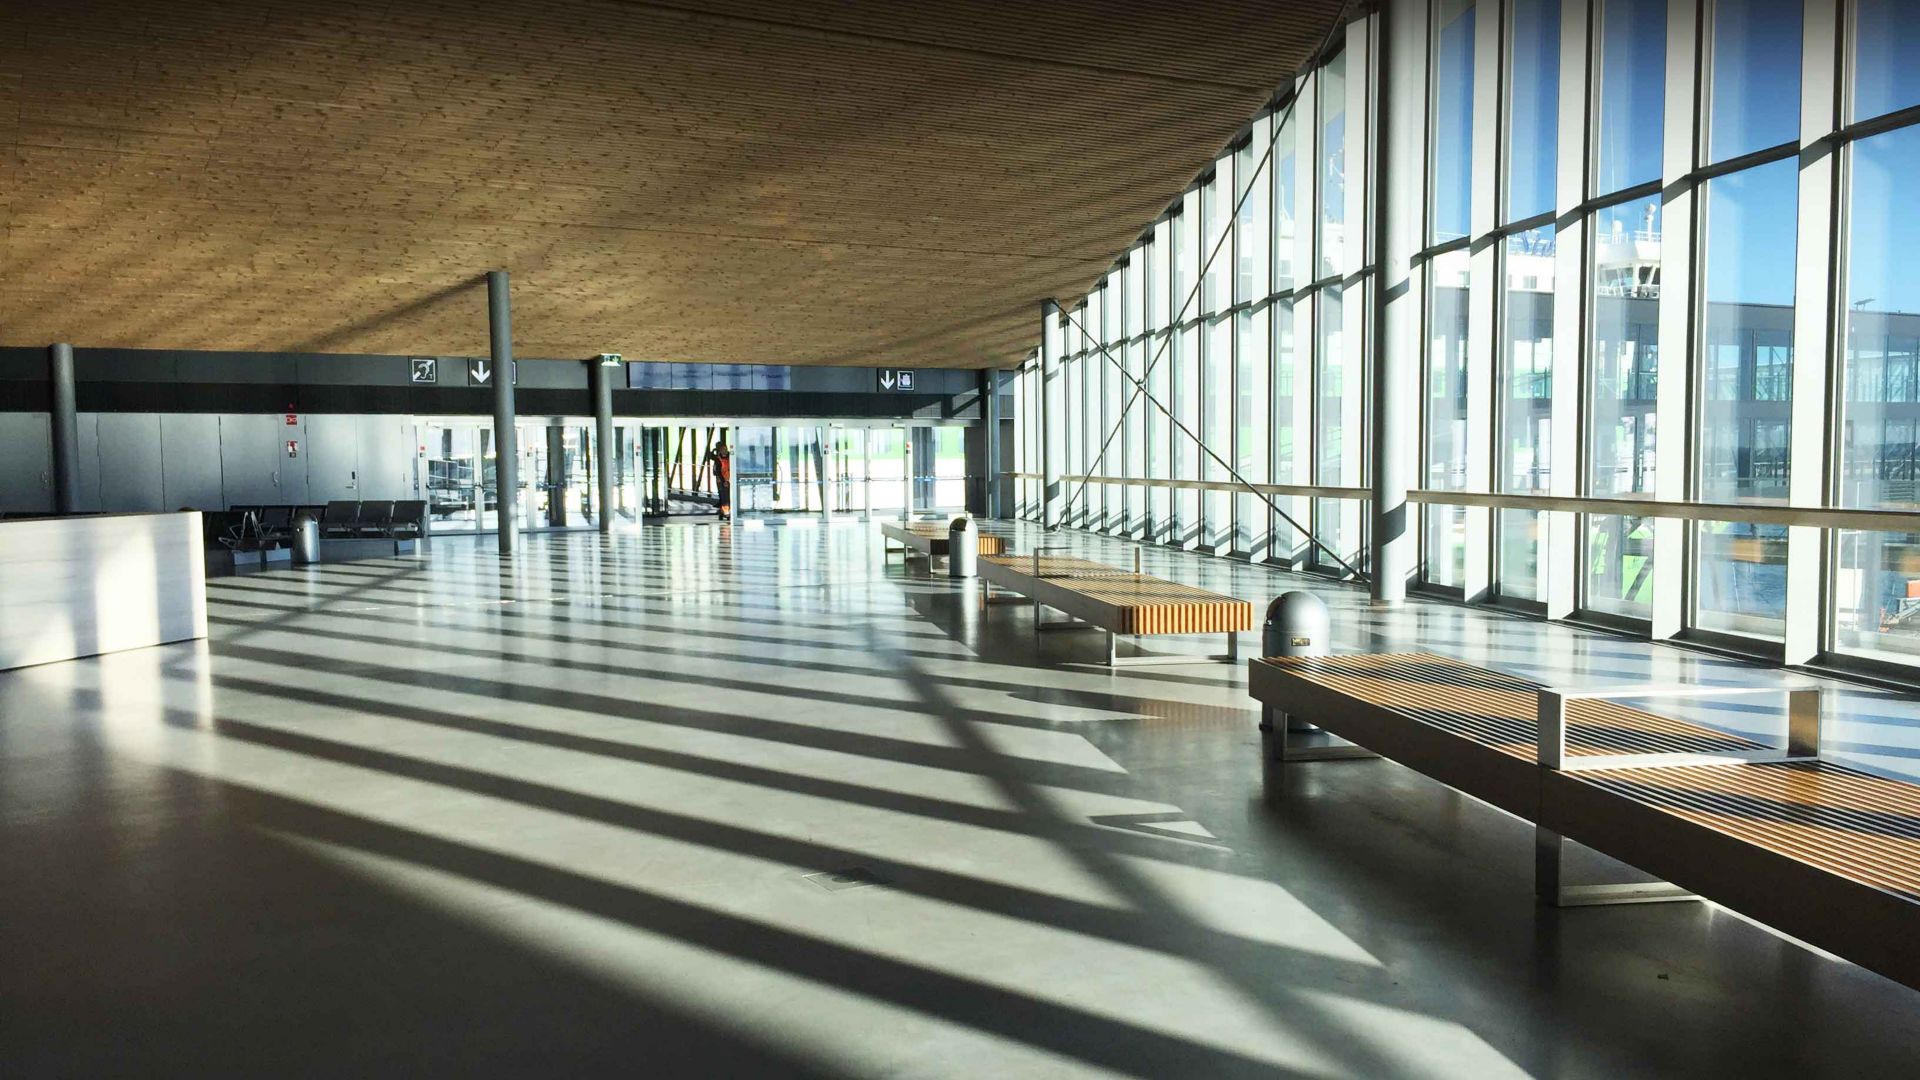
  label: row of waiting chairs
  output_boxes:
[212,501,426,551]
[317,500,427,539]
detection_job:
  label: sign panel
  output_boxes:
[467,359,515,386]
[877,368,916,391]
[409,357,438,383]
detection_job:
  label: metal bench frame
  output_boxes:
[1255,662,1833,907]
[1249,656,1920,990]
[983,546,1243,668]
[1532,682,1823,907]
[880,521,945,563]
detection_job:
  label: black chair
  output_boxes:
[320,501,360,538]
[257,506,294,539]
[390,500,427,539]
[356,500,394,537]
[220,509,268,552]
[202,512,233,546]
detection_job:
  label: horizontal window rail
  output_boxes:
[1407,489,1920,533]
[1064,475,1371,500]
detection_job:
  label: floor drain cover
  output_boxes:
[804,867,886,892]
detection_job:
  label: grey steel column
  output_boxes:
[546,425,567,527]
[727,427,739,522]
[861,428,873,521]
[982,368,1001,519]
[47,343,80,513]
[592,360,614,533]
[1369,9,1408,604]
[488,271,518,555]
[900,429,912,521]
[1040,299,1062,528]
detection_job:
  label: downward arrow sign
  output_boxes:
[474,362,491,382]
[880,370,896,390]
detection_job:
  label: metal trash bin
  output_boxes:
[948,516,978,579]
[291,512,320,565]
[1261,591,1329,733]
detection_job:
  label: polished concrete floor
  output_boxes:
[3,520,1918,1077]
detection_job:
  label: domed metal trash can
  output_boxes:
[948,516,978,579]
[1261,591,1328,733]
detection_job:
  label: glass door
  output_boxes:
[827,428,866,514]
[421,421,482,530]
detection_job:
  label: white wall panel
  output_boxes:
[0,413,54,513]
[159,414,224,510]
[96,413,165,513]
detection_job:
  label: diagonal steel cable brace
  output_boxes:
[1052,303,1364,581]
[1047,0,1365,580]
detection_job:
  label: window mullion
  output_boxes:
[1650,0,1703,641]
[1786,0,1844,665]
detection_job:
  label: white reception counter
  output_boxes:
[0,511,208,671]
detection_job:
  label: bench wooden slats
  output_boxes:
[1265,653,1766,759]
[880,522,1006,557]
[1568,761,1920,901]
[979,554,1253,637]
[994,555,1135,578]
[1249,650,1920,990]
[1540,762,1920,989]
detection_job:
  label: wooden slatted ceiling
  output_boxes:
[0,0,1343,366]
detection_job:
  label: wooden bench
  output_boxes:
[1249,652,1920,991]
[980,551,1253,667]
[880,521,1007,561]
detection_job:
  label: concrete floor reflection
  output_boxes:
[1,520,1916,1076]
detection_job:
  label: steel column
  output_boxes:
[1041,299,1064,527]
[983,368,1001,519]
[47,343,80,514]
[545,425,567,527]
[592,360,615,533]
[860,428,873,520]
[487,270,517,555]
[1371,8,1413,602]
[727,426,739,522]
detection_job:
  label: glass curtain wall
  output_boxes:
[1836,0,1920,663]
[1496,0,1560,603]
[1012,1,1920,678]
[1016,28,1367,578]
[1423,0,1475,590]
[1583,0,1667,621]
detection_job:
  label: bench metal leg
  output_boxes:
[1033,597,1102,634]
[1099,630,1243,667]
[1266,714,1381,761]
[1535,826,1698,907]
[979,583,1025,608]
